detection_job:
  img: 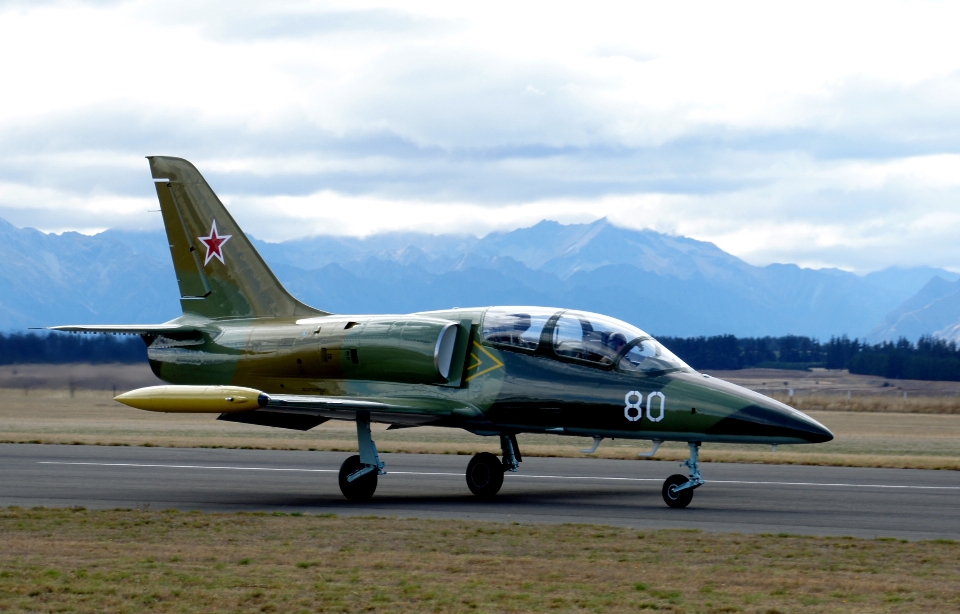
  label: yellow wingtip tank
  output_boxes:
[114,385,267,413]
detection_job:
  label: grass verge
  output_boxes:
[2,507,959,613]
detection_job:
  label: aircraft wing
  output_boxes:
[264,393,482,419]
[220,393,484,431]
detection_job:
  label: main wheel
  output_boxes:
[662,474,694,509]
[338,455,378,501]
[466,452,505,498]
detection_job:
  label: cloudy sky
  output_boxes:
[1,0,959,272]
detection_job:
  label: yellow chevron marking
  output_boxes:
[465,341,504,382]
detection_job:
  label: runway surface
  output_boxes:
[2,443,959,540]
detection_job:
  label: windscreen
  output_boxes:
[618,337,692,374]
[552,310,691,373]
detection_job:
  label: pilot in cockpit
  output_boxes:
[596,331,628,364]
[607,332,627,354]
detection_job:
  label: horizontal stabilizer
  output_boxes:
[46,324,200,336]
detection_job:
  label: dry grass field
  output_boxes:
[2,507,959,613]
[714,368,960,412]
[2,364,960,469]
[0,363,159,395]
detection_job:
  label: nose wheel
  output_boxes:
[661,442,704,509]
[662,474,694,508]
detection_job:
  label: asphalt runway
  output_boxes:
[2,443,959,540]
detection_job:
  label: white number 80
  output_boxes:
[624,390,666,423]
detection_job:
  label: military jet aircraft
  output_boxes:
[52,157,833,508]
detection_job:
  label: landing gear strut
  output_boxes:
[500,434,521,472]
[339,412,385,501]
[466,434,521,498]
[662,442,704,509]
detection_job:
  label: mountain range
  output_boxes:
[2,216,958,340]
[866,276,960,343]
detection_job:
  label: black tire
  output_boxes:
[338,455,377,501]
[662,474,694,509]
[466,452,505,498]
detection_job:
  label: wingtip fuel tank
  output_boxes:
[114,385,267,413]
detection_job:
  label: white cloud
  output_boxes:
[1,0,960,272]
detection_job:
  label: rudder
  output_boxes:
[148,156,327,320]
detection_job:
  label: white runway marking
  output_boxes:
[509,473,960,490]
[39,461,338,473]
[37,461,960,491]
[708,479,960,490]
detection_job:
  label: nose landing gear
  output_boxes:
[662,442,704,509]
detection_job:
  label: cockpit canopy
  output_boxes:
[481,307,691,375]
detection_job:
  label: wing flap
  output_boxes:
[217,411,329,431]
[264,394,483,421]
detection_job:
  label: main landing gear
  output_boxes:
[466,434,521,498]
[338,412,385,501]
[661,442,704,509]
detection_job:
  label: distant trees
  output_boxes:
[658,334,821,370]
[659,335,747,370]
[0,332,146,365]
[659,334,960,382]
[846,337,960,381]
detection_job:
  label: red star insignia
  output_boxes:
[198,220,232,266]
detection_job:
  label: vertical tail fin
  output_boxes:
[148,156,327,320]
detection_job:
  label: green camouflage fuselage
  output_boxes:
[147,308,831,446]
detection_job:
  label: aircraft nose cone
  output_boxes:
[705,387,834,444]
[733,400,834,443]
[784,407,833,443]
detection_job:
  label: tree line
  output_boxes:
[0,332,147,365]
[659,334,960,381]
